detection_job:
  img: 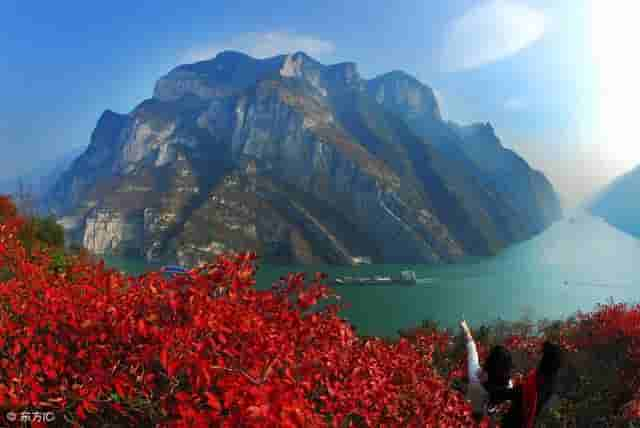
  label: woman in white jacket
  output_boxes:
[460,320,515,425]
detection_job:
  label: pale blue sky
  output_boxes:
[1,0,631,205]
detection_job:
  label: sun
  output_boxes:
[589,1,640,172]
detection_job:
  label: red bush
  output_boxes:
[0,205,477,427]
[1,200,639,427]
[0,196,17,220]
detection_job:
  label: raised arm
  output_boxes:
[460,320,482,383]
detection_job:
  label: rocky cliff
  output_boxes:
[47,51,561,265]
[367,72,562,241]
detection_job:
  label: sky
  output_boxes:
[1,0,637,206]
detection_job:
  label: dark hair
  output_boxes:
[535,342,564,412]
[538,341,563,378]
[484,345,513,388]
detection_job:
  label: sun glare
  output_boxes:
[589,1,640,172]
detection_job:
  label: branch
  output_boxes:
[210,357,277,386]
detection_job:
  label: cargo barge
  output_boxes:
[334,270,417,286]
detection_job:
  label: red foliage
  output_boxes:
[0,196,17,220]
[572,303,640,419]
[0,203,477,427]
[1,200,639,426]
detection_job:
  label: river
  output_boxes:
[104,212,640,337]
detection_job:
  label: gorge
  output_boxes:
[45,51,562,266]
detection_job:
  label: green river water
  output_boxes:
[104,212,640,337]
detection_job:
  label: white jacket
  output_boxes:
[465,337,513,416]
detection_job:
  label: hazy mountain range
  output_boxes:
[0,147,84,202]
[589,165,640,238]
[42,51,562,265]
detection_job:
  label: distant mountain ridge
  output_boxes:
[46,50,561,265]
[589,165,640,237]
[0,147,84,202]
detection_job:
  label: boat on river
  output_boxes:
[161,265,189,278]
[334,270,417,286]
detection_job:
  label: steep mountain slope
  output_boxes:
[47,51,561,265]
[450,123,562,232]
[367,72,562,238]
[589,165,640,237]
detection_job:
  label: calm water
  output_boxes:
[105,212,640,337]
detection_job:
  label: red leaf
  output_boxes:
[206,392,222,412]
[168,360,179,377]
[175,391,190,402]
[160,347,169,371]
[114,380,126,399]
[76,403,86,420]
[137,319,147,336]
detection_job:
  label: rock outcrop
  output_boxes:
[46,51,562,265]
[82,208,144,255]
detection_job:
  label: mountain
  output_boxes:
[0,147,84,207]
[589,165,640,237]
[367,72,562,238]
[46,51,562,266]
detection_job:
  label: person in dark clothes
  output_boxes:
[501,341,565,428]
[460,320,515,426]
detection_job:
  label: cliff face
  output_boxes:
[367,72,562,242]
[450,123,562,233]
[48,50,561,265]
[82,208,144,255]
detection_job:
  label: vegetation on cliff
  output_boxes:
[0,196,638,427]
[46,51,562,266]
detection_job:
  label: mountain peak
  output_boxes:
[48,50,562,266]
[100,108,121,118]
[373,70,433,90]
[279,51,323,78]
[96,109,127,128]
[214,50,254,61]
[289,51,315,61]
[172,50,266,76]
[367,70,441,121]
[327,61,358,73]
[380,70,420,82]
[469,122,496,137]
[452,121,496,139]
[323,62,362,91]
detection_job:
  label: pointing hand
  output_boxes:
[460,320,472,339]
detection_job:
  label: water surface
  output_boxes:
[105,213,640,337]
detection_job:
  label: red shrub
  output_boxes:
[0,196,17,220]
[2,198,639,427]
[0,205,477,427]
